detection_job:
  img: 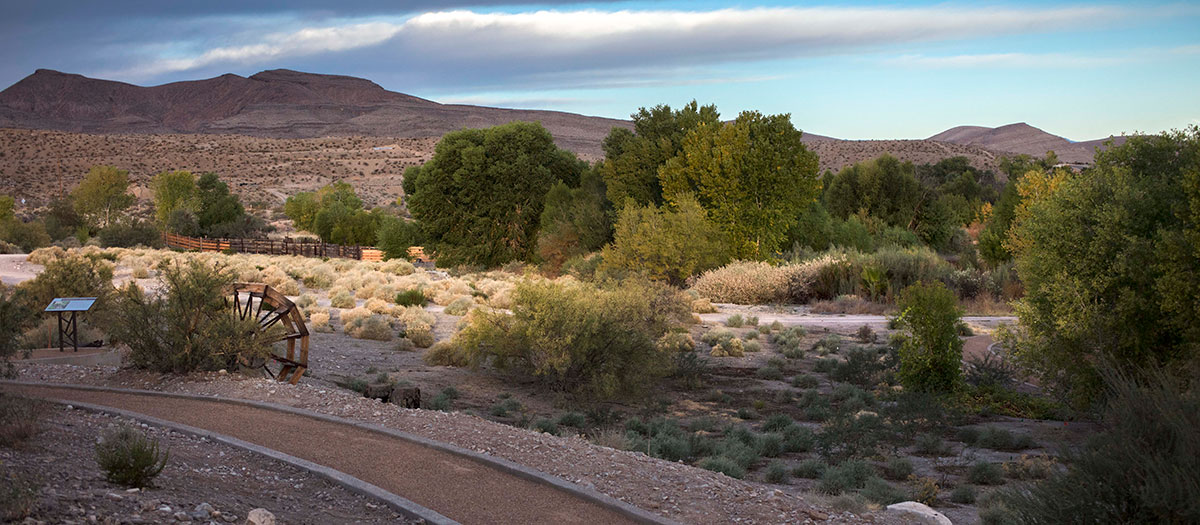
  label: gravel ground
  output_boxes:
[0,396,412,524]
[11,365,899,524]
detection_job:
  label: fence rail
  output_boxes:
[164,233,384,262]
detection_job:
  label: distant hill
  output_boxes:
[0,69,1123,179]
[929,122,1127,164]
[0,69,629,159]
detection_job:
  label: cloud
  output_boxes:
[886,44,1200,69]
[103,5,1131,86]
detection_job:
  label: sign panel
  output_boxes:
[44,297,97,312]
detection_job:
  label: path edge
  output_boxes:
[1,380,679,525]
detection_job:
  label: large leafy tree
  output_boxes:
[151,171,198,227]
[659,111,820,259]
[599,101,720,208]
[405,121,583,267]
[600,195,729,285]
[536,170,612,271]
[1007,127,1200,405]
[73,165,135,229]
[284,181,378,245]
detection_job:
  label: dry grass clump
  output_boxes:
[431,280,474,306]
[692,297,719,313]
[394,305,436,328]
[656,332,696,353]
[379,259,416,275]
[330,288,356,308]
[809,295,890,315]
[691,261,792,304]
[364,297,394,315]
[308,311,332,332]
[406,323,435,348]
[27,246,66,264]
[344,313,394,341]
[301,263,336,289]
[258,265,300,295]
[444,296,475,316]
[295,294,317,309]
[424,340,466,366]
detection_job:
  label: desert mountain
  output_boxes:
[929,122,1126,164]
[0,69,1120,177]
[0,69,629,158]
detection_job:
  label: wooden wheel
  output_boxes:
[229,283,310,384]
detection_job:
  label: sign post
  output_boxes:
[44,297,97,352]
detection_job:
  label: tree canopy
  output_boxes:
[404,121,584,267]
[659,111,820,259]
[599,101,720,208]
[73,165,134,229]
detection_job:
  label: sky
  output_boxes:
[1,1,1198,140]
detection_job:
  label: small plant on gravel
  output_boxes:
[691,297,718,313]
[337,378,368,394]
[532,418,559,435]
[812,334,843,355]
[489,398,522,418]
[950,484,977,504]
[861,477,907,505]
[755,364,783,381]
[1003,454,1057,480]
[405,323,435,348]
[330,288,356,308]
[345,314,394,341]
[556,412,587,428]
[745,316,759,327]
[791,374,820,388]
[725,314,745,327]
[736,408,759,420]
[968,461,1006,485]
[94,425,168,488]
[699,456,746,479]
[0,472,39,521]
[0,396,42,448]
[818,459,874,494]
[764,460,789,483]
[794,458,828,479]
[769,320,784,332]
[882,457,914,480]
[444,296,474,316]
[743,330,759,340]
[757,324,772,334]
[855,324,877,344]
[710,337,745,357]
[972,426,1037,451]
[761,414,795,432]
[426,386,460,411]
[813,357,839,374]
[395,288,427,307]
[909,475,941,506]
[914,433,953,456]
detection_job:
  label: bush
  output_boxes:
[971,426,1037,451]
[345,314,394,341]
[395,289,427,307]
[861,477,907,505]
[791,374,819,388]
[98,220,161,248]
[725,314,744,327]
[444,296,474,316]
[755,365,783,380]
[601,196,729,285]
[0,395,42,447]
[330,288,356,308]
[914,433,952,456]
[764,460,789,484]
[998,366,1200,523]
[793,458,827,479]
[94,425,168,488]
[819,459,874,494]
[0,472,39,521]
[450,279,690,399]
[699,456,746,479]
[690,261,791,304]
[894,281,963,392]
[969,461,1006,485]
[854,324,876,344]
[106,260,274,373]
[18,255,113,314]
[950,484,977,504]
[882,457,914,480]
[557,412,587,428]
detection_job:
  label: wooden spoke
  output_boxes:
[227,283,310,384]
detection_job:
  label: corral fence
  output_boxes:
[164,232,384,262]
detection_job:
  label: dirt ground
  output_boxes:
[0,396,411,524]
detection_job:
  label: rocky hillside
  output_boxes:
[929,122,1127,164]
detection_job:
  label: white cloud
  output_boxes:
[886,44,1200,69]
[107,5,1135,83]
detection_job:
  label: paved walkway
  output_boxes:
[3,384,641,525]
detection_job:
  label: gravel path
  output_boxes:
[4,384,638,525]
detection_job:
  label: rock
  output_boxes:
[244,508,275,525]
[173,511,192,521]
[388,386,421,408]
[363,382,394,401]
[886,501,953,525]
[192,503,215,518]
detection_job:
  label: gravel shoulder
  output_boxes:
[0,396,410,524]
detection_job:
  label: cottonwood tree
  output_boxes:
[73,165,134,229]
[599,101,720,208]
[659,111,820,259]
[404,121,584,266]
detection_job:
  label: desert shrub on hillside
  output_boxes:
[330,288,355,308]
[893,281,963,392]
[449,279,690,399]
[105,260,275,373]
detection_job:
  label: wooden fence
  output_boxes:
[164,233,384,262]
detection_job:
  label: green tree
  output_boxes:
[536,170,612,271]
[42,198,83,241]
[73,165,135,229]
[894,281,963,393]
[600,195,729,285]
[376,216,426,260]
[659,111,820,258]
[195,173,243,233]
[150,171,198,228]
[599,101,720,208]
[1007,128,1200,405]
[283,192,320,231]
[0,283,33,376]
[405,121,582,266]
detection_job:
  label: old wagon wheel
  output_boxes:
[228,283,310,384]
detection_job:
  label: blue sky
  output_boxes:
[1,1,1197,140]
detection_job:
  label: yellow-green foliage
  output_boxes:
[600,195,729,285]
[692,297,718,313]
[27,246,67,265]
[444,296,475,316]
[308,311,332,332]
[406,323,435,348]
[450,279,691,398]
[344,313,393,341]
[710,338,745,357]
[655,332,696,353]
[330,288,356,309]
[424,340,469,366]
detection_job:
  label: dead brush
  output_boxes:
[0,395,43,448]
